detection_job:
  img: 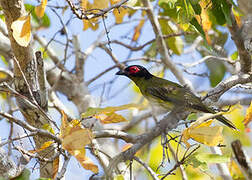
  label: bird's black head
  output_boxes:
[116,65,153,79]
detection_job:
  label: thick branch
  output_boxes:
[205,74,252,103]
[107,109,189,176]
[228,11,251,73]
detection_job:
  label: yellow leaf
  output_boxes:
[62,128,93,150]
[60,110,69,134]
[195,0,212,45]
[60,111,97,173]
[110,0,128,24]
[82,0,109,31]
[0,72,7,80]
[159,19,183,55]
[82,19,99,31]
[81,156,99,173]
[42,123,55,134]
[182,120,224,147]
[29,140,54,153]
[243,101,252,127]
[69,148,99,173]
[122,143,133,152]
[95,112,127,124]
[82,104,141,119]
[132,19,145,41]
[126,0,137,6]
[232,7,242,28]
[93,0,109,9]
[53,157,59,179]
[82,104,143,124]
[11,15,31,47]
[35,0,47,18]
[225,104,244,130]
[60,111,93,151]
[114,174,124,180]
[81,0,88,10]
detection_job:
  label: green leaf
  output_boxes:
[42,123,55,134]
[159,1,178,20]
[186,153,208,171]
[159,0,178,7]
[196,153,231,163]
[220,0,232,26]
[209,0,226,25]
[189,1,201,15]
[230,51,238,60]
[14,169,30,180]
[187,113,197,121]
[114,174,124,180]
[189,17,205,37]
[206,60,226,87]
[148,139,164,171]
[159,19,184,55]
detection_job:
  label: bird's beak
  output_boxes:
[116,69,126,75]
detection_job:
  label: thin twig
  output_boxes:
[66,0,129,20]
[133,156,159,180]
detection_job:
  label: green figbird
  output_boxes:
[116,65,236,129]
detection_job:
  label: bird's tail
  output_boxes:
[196,105,237,130]
[215,114,237,130]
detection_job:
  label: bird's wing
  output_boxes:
[146,85,185,105]
[146,84,209,111]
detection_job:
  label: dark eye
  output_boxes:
[129,66,140,74]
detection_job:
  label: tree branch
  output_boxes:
[65,0,129,20]
[204,73,252,103]
[133,156,159,180]
[93,129,136,143]
[142,0,190,87]
[0,112,61,144]
[228,10,251,73]
[107,109,189,176]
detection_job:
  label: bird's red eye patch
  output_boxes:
[129,66,140,74]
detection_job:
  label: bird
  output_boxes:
[116,65,237,129]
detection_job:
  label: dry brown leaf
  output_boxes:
[11,15,31,47]
[53,157,59,179]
